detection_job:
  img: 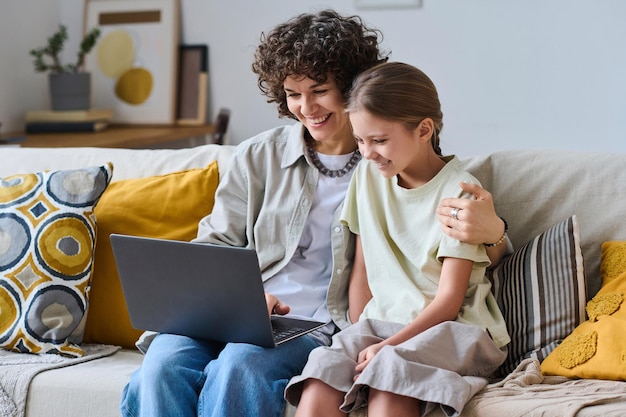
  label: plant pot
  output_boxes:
[49,73,91,111]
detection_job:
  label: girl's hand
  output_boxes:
[354,342,385,381]
[264,292,290,316]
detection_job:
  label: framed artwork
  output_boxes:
[84,0,180,124]
[176,45,208,126]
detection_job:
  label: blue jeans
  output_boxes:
[120,333,321,417]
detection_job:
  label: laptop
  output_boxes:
[109,234,326,348]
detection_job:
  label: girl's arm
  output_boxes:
[348,235,372,324]
[355,257,472,371]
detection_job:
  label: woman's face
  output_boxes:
[284,74,353,153]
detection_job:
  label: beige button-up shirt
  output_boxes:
[194,123,355,331]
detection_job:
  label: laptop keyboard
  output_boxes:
[272,324,306,343]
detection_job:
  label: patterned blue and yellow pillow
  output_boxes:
[0,164,112,357]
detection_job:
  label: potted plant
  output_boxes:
[30,24,101,111]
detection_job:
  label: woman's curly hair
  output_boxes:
[251,9,389,120]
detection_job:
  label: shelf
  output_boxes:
[5,124,216,149]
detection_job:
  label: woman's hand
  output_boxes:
[264,292,290,316]
[437,182,505,245]
[354,342,385,380]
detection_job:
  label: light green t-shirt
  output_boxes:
[341,156,510,348]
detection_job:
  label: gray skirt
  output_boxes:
[285,319,507,416]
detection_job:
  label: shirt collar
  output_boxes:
[282,123,308,169]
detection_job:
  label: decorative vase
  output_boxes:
[49,72,91,111]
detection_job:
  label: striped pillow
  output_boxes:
[488,215,587,376]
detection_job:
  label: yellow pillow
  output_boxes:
[541,241,626,380]
[83,162,219,348]
[600,241,626,285]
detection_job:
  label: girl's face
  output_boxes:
[284,74,353,153]
[350,109,421,180]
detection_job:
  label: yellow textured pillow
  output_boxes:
[83,162,219,348]
[600,241,626,285]
[541,241,626,380]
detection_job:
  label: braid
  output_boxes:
[431,129,442,156]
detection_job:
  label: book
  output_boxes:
[25,108,114,123]
[25,121,108,134]
[0,135,26,146]
[176,45,208,126]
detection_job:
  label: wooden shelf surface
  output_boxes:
[4,124,215,149]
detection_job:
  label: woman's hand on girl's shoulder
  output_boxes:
[437,182,501,245]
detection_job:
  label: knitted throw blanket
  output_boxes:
[0,344,120,417]
[348,358,626,417]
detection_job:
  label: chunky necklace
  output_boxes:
[306,143,362,178]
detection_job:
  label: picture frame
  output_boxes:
[176,45,209,126]
[84,0,180,125]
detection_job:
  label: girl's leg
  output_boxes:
[342,321,506,414]
[295,379,346,417]
[199,335,320,417]
[368,389,421,417]
[120,333,223,417]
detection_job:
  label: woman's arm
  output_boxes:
[437,182,508,266]
[348,235,372,324]
[355,257,473,372]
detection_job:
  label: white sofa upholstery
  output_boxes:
[1,143,626,417]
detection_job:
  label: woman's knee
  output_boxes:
[142,334,218,379]
[214,344,267,377]
[215,341,312,381]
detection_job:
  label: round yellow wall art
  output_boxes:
[96,30,135,79]
[115,68,153,105]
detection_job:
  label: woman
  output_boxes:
[120,10,507,417]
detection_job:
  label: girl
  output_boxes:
[285,62,510,417]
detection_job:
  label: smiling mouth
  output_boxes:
[307,114,331,126]
[374,160,391,169]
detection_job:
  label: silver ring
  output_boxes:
[450,207,460,220]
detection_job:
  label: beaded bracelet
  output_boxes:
[484,217,508,248]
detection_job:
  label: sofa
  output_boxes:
[1,141,626,417]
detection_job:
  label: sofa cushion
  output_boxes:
[488,215,587,376]
[27,348,143,417]
[0,164,113,357]
[541,241,626,380]
[83,162,220,348]
[461,150,626,303]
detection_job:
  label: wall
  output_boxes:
[2,0,625,158]
[0,0,60,134]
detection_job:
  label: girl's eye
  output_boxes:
[313,89,328,95]
[374,139,386,144]
[286,93,300,98]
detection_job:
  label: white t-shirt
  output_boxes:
[341,155,510,348]
[264,152,354,335]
